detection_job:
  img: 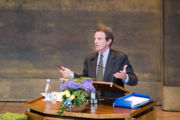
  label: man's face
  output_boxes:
[94,31,111,53]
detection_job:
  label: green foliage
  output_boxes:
[71,89,88,108]
[0,112,27,120]
[58,100,69,116]
[73,77,93,83]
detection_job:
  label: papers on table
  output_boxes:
[125,96,150,108]
[41,92,62,101]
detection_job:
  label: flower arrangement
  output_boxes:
[58,77,95,116]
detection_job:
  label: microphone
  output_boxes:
[110,76,114,87]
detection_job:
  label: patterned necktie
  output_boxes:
[96,55,103,81]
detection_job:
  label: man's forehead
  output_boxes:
[94,31,106,36]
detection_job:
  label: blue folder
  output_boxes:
[113,92,151,109]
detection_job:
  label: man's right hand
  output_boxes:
[59,66,73,78]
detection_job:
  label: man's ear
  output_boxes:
[107,39,112,45]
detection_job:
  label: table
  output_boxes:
[25,96,156,120]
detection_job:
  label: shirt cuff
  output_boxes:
[69,73,74,80]
[123,74,129,84]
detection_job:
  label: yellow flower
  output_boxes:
[64,90,70,97]
[69,95,75,100]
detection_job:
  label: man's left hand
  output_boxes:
[113,65,128,80]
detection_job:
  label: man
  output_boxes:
[60,25,138,98]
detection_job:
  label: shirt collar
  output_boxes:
[98,48,110,57]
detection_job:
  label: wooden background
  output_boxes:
[164,0,180,86]
[0,0,179,108]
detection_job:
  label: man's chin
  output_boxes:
[95,48,100,52]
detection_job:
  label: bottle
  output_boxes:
[91,90,97,104]
[45,79,52,102]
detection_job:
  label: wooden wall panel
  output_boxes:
[0,0,162,101]
[164,0,180,87]
[163,0,180,111]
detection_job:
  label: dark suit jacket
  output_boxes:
[75,49,138,98]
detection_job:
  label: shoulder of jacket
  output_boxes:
[110,49,127,57]
[85,52,97,60]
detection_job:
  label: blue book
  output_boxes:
[113,92,151,109]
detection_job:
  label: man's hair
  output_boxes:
[94,25,114,46]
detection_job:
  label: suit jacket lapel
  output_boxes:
[104,50,116,82]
